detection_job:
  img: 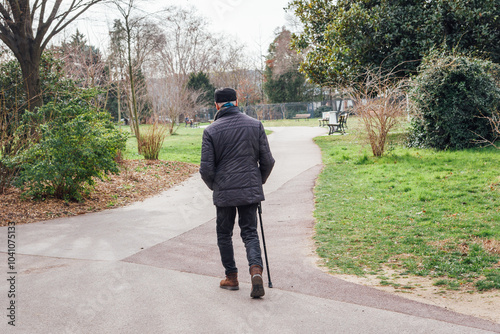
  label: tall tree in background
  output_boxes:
[263,27,311,103]
[58,30,106,88]
[108,19,127,123]
[236,70,262,107]
[114,0,164,147]
[158,6,217,77]
[151,6,232,130]
[0,0,105,110]
[186,72,216,106]
[288,0,500,87]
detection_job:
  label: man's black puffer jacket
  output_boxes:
[200,106,275,207]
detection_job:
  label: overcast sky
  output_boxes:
[70,0,293,60]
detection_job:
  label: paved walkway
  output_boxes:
[1,127,499,333]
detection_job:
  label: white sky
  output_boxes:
[70,0,293,61]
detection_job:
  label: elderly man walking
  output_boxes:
[200,88,275,298]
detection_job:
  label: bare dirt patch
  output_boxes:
[0,160,199,226]
[306,239,500,324]
[333,269,500,324]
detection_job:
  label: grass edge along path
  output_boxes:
[313,134,500,292]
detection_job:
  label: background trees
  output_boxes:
[288,0,500,87]
[186,72,216,107]
[113,0,164,148]
[58,30,106,88]
[263,27,312,103]
[0,0,106,110]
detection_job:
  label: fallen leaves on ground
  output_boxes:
[0,160,199,226]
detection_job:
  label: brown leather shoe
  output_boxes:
[249,265,265,298]
[220,272,239,290]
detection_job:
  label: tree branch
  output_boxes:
[0,2,21,39]
[31,0,41,26]
[39,0,105,52]
[0,25,17,53]
[38,0,48,30]
[0,3,14,24]
[7,0,22,23]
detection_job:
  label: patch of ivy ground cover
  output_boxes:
[313,134,500,291]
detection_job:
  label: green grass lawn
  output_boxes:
[122,122,274,164]
[313,124,500,291]
[122,124,206,164]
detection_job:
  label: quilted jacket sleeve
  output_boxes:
[199,129,215,190]
[258,123,275,184]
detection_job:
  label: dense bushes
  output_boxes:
[0,52,128,201]
[1,54,78,193]
[15,91,127,201]
[0,54,77,156]
[408,53,500,150]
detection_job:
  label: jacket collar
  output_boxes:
[214,105,241,121]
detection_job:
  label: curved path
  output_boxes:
[1,127,499,333]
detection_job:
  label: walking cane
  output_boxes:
[258,203,273,288]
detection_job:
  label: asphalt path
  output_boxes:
[1,126,499,333]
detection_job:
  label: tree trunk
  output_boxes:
[16,49,43,112]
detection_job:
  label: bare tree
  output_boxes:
[55,30,107,88]
[0,0,106,110]
[474,110,500,149]
[158,6,217,77]
[348,69,408,157]
[147,74,202,135]
[267,27,302,78]
[150,6,239,131]
[235,70,263,107]
[108,18,126,125]
[113,0,164,151]
[210,44,247,89]
[488,111,500,147]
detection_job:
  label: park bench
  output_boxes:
[327,112,348,135]
[185,119,200,128]
[293,113,311,120]
[318,111,331,127]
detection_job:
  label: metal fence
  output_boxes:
[195,99,355,122]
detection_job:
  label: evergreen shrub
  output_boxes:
[16,90,127,201]
[407,53,500,150]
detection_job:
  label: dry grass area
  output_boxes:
[334,268,500,324]
[307,239,500,325]
[0,160,199,226]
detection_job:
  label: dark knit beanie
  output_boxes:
[214,88,237,103]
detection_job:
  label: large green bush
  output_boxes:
[0,53,77,157]
[16,90,127,201]
[408,53,500,150]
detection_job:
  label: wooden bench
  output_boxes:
[293,113,311,120]
[327,114,347,135]
[318,111,331,126]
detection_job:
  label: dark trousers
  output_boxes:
[216,203,263,275]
